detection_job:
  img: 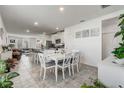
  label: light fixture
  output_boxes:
[59,7,64,12]
[56,27,59,30]
[26,29,30,32]
[34,22,39,26]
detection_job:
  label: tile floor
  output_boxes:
[12,54,98,88]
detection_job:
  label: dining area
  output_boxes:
[9,47,98,88]
[31,49,80,82]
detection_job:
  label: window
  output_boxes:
[82,29,89,38]
[75,28,100,39]
[90,28,99,37]
[75,31,82,38]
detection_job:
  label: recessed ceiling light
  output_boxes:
[56,27,59,30]
[59,7,64,11]
[26,29,30,32]
[34,22,38,26]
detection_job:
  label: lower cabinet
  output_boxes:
[98,56,124,88]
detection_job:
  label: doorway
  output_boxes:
[102,17,120,60]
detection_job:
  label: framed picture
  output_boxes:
[55,39,61,44]
[10,39,15,43]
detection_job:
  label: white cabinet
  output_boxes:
[99,56,124,88]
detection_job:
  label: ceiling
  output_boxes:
[102,17,118,27]
[0,5,124,35]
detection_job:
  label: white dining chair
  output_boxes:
[57,53,72,80]
[71,51,80,76]
[38,53,56,80]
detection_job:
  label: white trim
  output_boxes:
[8,33,43,38]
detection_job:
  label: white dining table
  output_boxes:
[47,53,65,61]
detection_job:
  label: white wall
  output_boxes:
[7,33,52,49]
[42,33,51,46]
[64,19,101,67]
[8,34,42,49]
[51,32,64,44]
[0,14,8,53]
[8,32,64,49]
[64,9,124,67]
[8,35,33,48]
[0,14,8,46]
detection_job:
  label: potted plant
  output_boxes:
[112,14,124,64]
[0,58,17,73]
[0,72,19,88]
[5,58,18,73]
[80,79,106,88]
[0,59,6,74]
[0,59,19,88]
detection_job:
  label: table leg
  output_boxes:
[55,65,58,82]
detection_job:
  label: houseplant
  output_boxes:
[0,58,17,73]
[80,79,106,88]
[5,58,17,72]
[0,59,6,74]
[0,72,19,88]
[0,59,19,88]
[112,14,124,64]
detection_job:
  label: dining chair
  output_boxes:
[57,53,72,80]
[71,51,80,76]
[38,53,56,80]
[33,49,43,64]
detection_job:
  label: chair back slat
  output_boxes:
[38,53,46,67]
[63,53,72,66]
[72,52,80,64]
